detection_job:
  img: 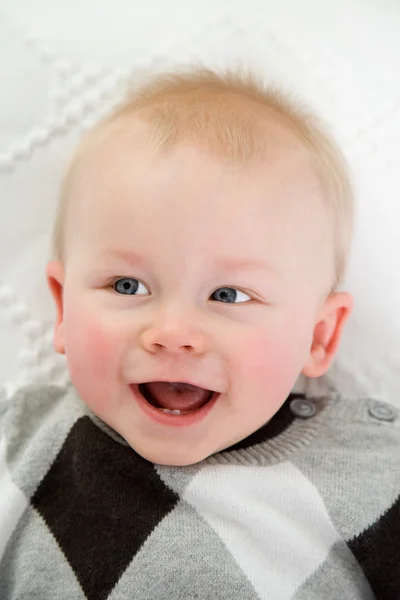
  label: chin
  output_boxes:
[132,442,212,467]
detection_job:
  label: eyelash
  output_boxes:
[106,277,254,303]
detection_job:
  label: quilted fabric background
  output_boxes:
[0,0,399,405]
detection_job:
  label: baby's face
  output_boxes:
[48,125,349,465]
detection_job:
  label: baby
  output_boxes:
[1,69,399,600]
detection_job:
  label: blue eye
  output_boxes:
[210,287,251,304]
[113,278,148,295]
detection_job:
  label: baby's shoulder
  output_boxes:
[0,382,86,498]
[1,381,81,426]
[0,382,85,458]
[322,395,400,450]
[307,394,400,471]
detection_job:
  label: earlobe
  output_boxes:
[301,292,353,378]
[46,261,66,355]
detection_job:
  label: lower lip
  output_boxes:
[131,384,220,427]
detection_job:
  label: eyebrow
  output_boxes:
[99,250,280,278]
[214,257,279,275]
[98,249,145,265]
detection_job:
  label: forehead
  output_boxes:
[65,117,333,287]
[69,113,322,215]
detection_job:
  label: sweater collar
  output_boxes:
[87,392,337,467]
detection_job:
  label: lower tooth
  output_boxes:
[162,409,181,415]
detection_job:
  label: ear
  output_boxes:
[301,291,353,378]
[46,261,66,355]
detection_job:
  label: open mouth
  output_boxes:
[138,381,216,416]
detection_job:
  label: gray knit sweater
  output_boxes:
[0,383,399,600]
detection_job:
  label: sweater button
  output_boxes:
[290,398,317,419]
[368,400,397,422]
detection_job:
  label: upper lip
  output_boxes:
[134,378,220,393]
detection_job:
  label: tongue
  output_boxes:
[145,382,212,411]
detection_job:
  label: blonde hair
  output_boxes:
[53,68,354,290]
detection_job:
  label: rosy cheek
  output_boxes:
[63,304,116,382]
[238,332,298,395]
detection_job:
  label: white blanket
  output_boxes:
[0,0,399,405]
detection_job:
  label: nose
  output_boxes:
[140,309,209,355]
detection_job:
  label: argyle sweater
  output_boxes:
[0,384,399,600]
